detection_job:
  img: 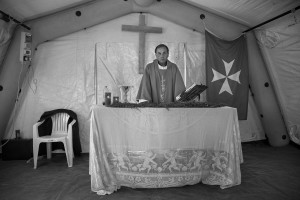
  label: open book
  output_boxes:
[176,83,208,102]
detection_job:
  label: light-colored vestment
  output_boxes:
[136,59,185,103]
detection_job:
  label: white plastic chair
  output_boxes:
[33,112,76,169]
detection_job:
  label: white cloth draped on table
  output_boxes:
[89,106,243,195]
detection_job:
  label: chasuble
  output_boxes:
[136,59,185,103]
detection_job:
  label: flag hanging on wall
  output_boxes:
[205,31,249,120]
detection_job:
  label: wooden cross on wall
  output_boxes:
[122,14,163,74]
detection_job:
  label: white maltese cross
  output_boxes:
[211,59,241,95]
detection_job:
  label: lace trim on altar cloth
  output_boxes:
[105,148,235,189]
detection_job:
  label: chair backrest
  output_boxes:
[51,113,70,135]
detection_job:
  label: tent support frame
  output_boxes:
[242,5,299,33]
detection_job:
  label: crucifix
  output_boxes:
[122,14,163,74]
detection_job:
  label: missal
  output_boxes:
[176,83,208,102]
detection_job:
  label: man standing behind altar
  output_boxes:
[136,44,186,103]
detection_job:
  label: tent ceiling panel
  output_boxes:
[182,0,299,26]
[0,0,299,27]
[0,0,94,21]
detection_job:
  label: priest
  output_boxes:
[136,44,186,103]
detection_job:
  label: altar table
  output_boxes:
[89,106,243,195]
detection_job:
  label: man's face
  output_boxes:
[155,47,169,65]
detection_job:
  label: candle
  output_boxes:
[113,96,119,104]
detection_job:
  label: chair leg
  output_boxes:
[62,140,72,167]
[69,139,74,159]
[33,141,40,169]
[66,137,74,167]
[46,143,52,159]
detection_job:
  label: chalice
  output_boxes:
[119,85,133,103]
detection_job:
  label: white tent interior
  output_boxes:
[0,0,299,153]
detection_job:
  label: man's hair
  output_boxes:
[155,44,169,53]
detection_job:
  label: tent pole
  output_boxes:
[243,5,299,33]
[0,10,31,30]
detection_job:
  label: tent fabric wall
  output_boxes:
[3,14,265,152]
[0,0,246,141]
[0,0,133,139]
[246,32,290,147]
[0,0,248,141]
[0,20,16,70]
[0,0,291,149]
[255,10,300,144]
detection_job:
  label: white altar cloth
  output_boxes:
[89,106,243,195]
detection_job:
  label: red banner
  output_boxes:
[206,31,249,120]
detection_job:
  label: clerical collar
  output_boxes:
[158,63,168,70]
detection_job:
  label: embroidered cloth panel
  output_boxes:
[89,106,243,195]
